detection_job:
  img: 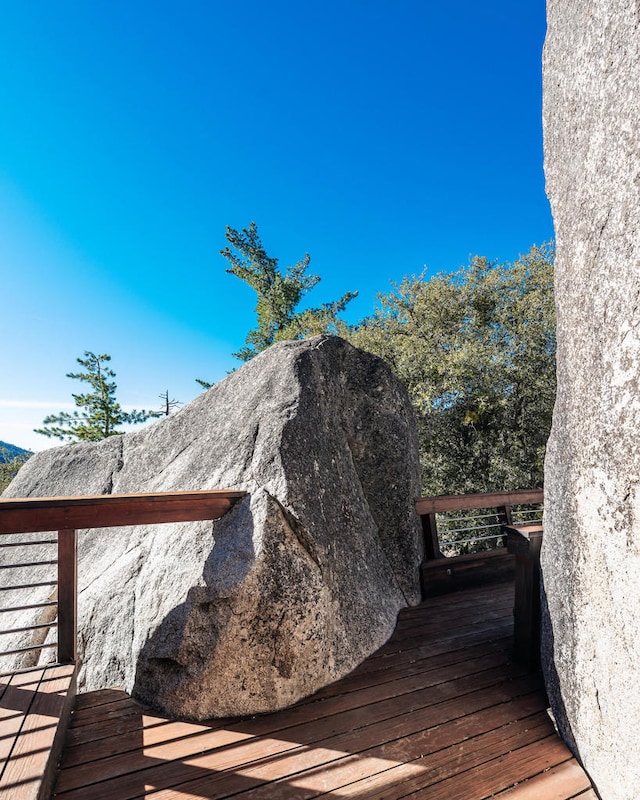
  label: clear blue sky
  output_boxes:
[1,0,552,452]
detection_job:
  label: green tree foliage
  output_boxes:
[0,448,31,493]
[194,377,214,391]
[222,222,357,362]
[35,352,161,443]
[0,441,30,462]
[346,243,555,495]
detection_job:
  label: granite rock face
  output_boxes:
[2,336,423,719]
[543,3,640,796]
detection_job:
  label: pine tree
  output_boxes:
[35,352,161,442]
[221,222,357,361]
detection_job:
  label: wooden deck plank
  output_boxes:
[398,581,512,610]
[73,688,127,711]
[146,700,553,800]
[61,672,543,776]
[312,719,558,800]
[293,712,555,800]
[372,603,513,653]
[389,602,514,642]
[302,636,513,700]
[59,663,534,773]
[63,637,513,756]
[67,696,146,728]
[55,686,547,800]
[55,662,536,796]
[53,580,594,800]
[488,759,594,799]
[405,737,574,800]
[373,613,513,654]
[62,715,231,768]
[339,739,570,800]
[352,622,514,675]
[61,648,516,755]
[0,668,45,777]
[395,586,513,622]
[64,703,177,748]
[59,617,519,758]
[394,601,514,635]
[0,663,75,800]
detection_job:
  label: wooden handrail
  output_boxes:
[415,489,543,516]
[0,490,247,664]
[0,490,247,534]
[415,489,543,561]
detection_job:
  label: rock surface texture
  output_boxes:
[543,3,640,797]
[2,336,423,719]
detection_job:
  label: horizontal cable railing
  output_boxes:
[0,534,60,670]
[415,489,544,559]
[0,490,246,671]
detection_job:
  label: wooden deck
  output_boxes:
[0,663,76,799]
[50,582,595,800]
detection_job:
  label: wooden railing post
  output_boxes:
[0,491,247,667]
[505,523,543,669]
[57,529,77,664]
[499,504,514,525]
[421,512,442,560]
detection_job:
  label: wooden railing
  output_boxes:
[0,487,543,673]
[415,489,546,666]
[414,489,544,601]
[415,489,544,560]
[505,521,544,668]
[0,490,246,666]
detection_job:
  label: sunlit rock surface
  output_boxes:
[543,2,640,796]
[2,336,422,719]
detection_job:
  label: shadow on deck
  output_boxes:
[0,663,76,799]
[51,581,595,800]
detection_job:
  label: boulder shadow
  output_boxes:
[132,494,255,715]
[540,571,579,756]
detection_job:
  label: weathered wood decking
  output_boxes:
[51,582,595,799]
[0,663,76,799]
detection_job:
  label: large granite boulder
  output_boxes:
[543,3,640,796]
[2,336,423,719]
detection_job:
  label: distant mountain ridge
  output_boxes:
[0,441,32,462]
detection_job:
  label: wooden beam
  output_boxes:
[506,523,544,669]
[57,530,77,665]
[498,504,514,526]
[421,512,442,560]
[0,490,247,535]
[415,489,543,516]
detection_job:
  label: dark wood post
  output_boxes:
[57,529,77,664]
[499,504,514,525]
[421,512,442,560]
[505,523,543,669]
[498,505,513,547]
